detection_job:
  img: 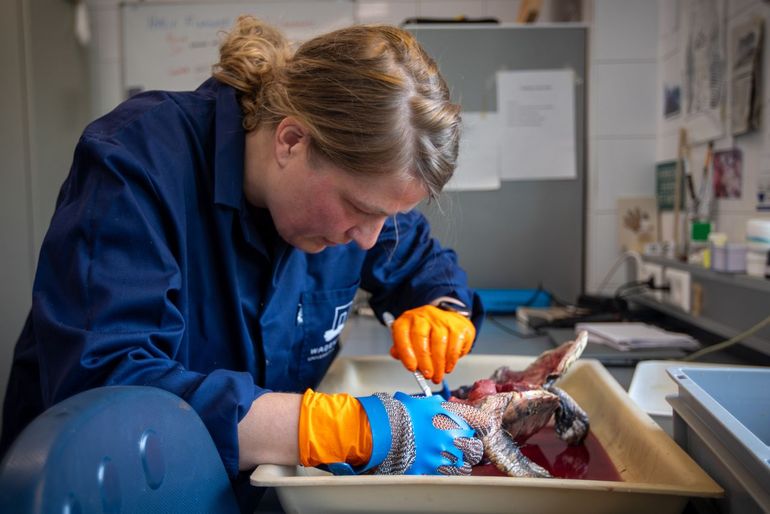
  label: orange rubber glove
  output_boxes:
[390,305,475,384]
[298,388,491,476]
[298,389,372,468]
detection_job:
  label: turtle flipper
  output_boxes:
[547,385,590,445]
[482,428,551,478]
[478,392,552,478]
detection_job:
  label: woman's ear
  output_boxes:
[274,117,309,168]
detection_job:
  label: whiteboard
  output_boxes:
[121,1,355,96]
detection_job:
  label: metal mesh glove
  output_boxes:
[326,392,494,476]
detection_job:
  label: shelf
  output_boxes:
[642,255,770,294]
[633,256,770,358]
[633,295,767,347]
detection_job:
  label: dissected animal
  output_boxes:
[451,331,590,477]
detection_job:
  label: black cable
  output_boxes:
[486,315,545,338]
[536,282,576,309]
[614,278,653,296]
[614,277,670,300]
[522,286,548,307]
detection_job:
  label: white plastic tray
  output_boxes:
[628,360,755,417]
[252,355,722,514]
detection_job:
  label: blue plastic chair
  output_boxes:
[0,386,239,513]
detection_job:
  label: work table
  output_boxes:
[255,312,755,513]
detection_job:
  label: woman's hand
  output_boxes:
[390,304,475,383]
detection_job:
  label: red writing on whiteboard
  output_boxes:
[169,66,191,76]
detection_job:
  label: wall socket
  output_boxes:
[639,263,664,301]
[663,268,691,312]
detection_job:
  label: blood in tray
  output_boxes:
[471,429,622,481]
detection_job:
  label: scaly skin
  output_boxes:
[456,332,591,477]
[483,427,552,478]
[500,389,560,441]
[477,393,552,478]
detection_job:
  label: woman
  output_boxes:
[1,16,488,509]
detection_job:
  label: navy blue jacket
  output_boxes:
[1,78,481,480]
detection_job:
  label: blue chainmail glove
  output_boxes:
[326,392,493,476]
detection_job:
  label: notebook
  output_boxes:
[545,328,689,366]
[574,322,701,352]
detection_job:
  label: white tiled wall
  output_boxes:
[591,0,657,61]
[87,3,122,117]
[585,211,623,293]
[418,0,486,17]
[590,138,657,212]
[356,1,419,24]
[584,0,659,293]
[655,0,770,246]
[589,61,657,137]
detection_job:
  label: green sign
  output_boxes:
[656,160,686,211]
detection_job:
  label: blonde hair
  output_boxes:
[213,16,461,199]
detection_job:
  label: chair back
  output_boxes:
[0,386,239,513]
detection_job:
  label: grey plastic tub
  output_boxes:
[667,367,770,514]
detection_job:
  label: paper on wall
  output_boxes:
[682,0,726,143]
[446,111,501,191]
[497,69,577,181]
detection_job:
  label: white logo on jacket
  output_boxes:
[308,300,352,361]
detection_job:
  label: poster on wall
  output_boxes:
[617,198,659,253]
[712,148,742,199]
[730,18,764,135]
[661,0,681,120]
[664,84,682,118]
[682,0,727,143]
[659,0,681,56]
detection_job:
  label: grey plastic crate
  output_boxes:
[667,367,770,514]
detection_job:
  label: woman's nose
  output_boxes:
[347,217,387,250]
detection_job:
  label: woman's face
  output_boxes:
[261,120,427,254]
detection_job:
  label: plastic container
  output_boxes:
[746,219,770,254]
[746,251,767,277]
[746,220,770,278]
[667,367,770,514]
[711,243,747,273]
[252,356,722,514]
[475,289,551,314]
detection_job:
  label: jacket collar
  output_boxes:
[210,79,246,209]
